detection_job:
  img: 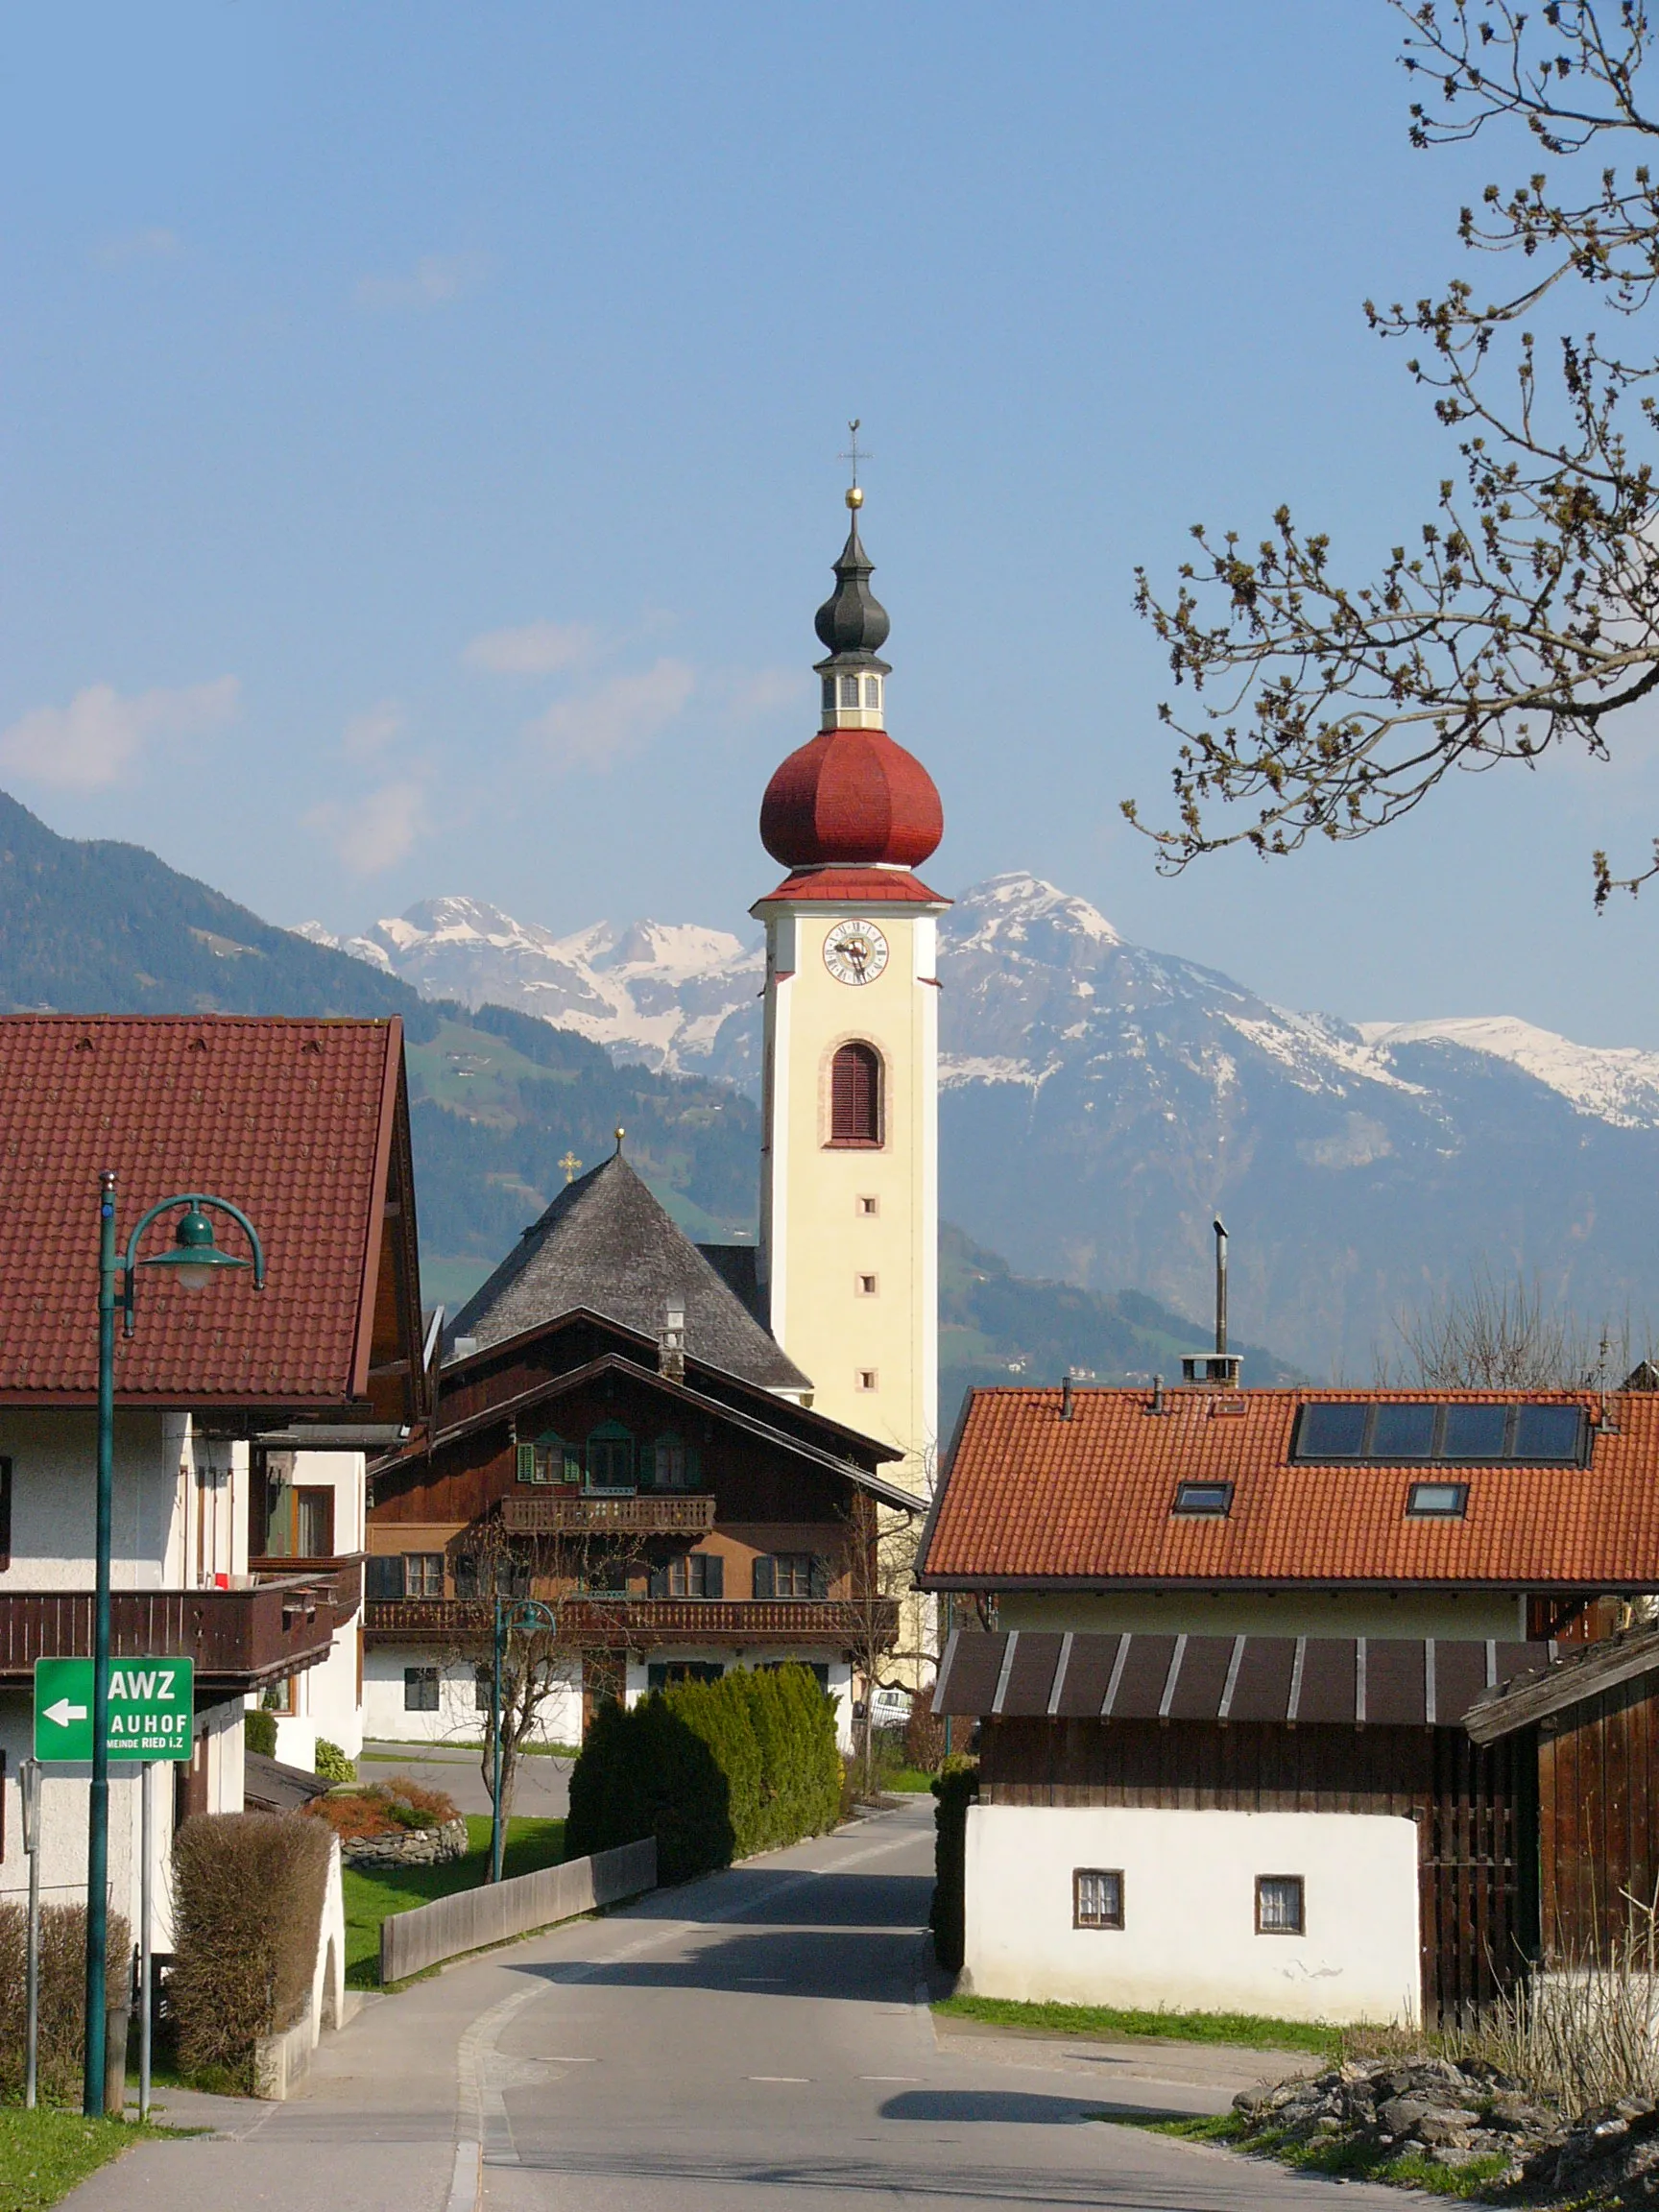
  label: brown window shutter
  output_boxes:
[830,1044,880,1144]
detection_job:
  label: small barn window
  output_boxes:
[1256,1875,1305,1935]
[829,1043,881,1147]
[1073,1868,1123,1930]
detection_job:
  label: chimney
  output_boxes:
[1151,1373,1166,1415]
[660,1300,686,1383]
[1214,1217,1228,1358]
[1061,1371,1075,1421]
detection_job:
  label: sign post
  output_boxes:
[20,1758,39,2110]
[34,1657,193,2113]
[34,1658,193,1764]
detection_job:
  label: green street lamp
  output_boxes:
[489,1596,557,1886]
[84,1178,265,2117]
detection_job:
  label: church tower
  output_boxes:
[753,482,949,1500]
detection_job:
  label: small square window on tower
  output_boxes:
[856,1368,878,1392]
[857,1194,879,1217]
[856,1273,878,1297]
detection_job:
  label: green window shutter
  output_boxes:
[649,1563,669,1599]
[516,1442,537,1483]
[563,1444,583,1485]
[752,1555,774,1599]
[808,1556,830,1599]
[703,1553,724,1599]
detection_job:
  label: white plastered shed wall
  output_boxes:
[964,1803,1421,2025]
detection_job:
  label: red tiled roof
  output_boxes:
[0,1016,403,1407]
[752,866,950,906]
[918,1385,1659,1591]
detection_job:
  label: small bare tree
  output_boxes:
[838,1494,928,1794]
[442,1511,645,1824]
[1382,1262,1644,1388]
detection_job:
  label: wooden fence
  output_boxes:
[378,1837,657,1984]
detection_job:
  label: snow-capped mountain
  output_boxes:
[301,896,763,1082]
[312,872,1659,1375]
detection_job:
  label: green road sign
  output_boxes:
[33,1656,194,1763]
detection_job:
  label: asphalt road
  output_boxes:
[68,1799,1405,2212]
[358,1741,572,1819]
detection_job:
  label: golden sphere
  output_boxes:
[845,484,864,509]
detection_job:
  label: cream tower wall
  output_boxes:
[755,896,943,1499]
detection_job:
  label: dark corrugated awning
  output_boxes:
[932,1629,1551,1725]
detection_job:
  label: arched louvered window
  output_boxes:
[829,1042,881,1147]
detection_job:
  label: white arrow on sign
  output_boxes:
[44,1697,87,1728]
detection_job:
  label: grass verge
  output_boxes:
[934,1993,1342,2061]
[342,1813,565,1986]
[0,2109,173,2209]
[1108,2114,1511,2200]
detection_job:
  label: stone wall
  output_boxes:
[339,1815,468,1869]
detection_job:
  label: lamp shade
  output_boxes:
[137,1203,251,1292]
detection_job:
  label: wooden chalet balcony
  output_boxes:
[499,1492,717,1536]
[0,1557,361,1695]
[363,1594,900,1652]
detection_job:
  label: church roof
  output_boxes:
[445,1150,810,1394]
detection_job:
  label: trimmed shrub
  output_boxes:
[169,1813,333,2086]
[928,1764,978,1974]
[0,1904,131,2105]
[566,1665,842,1883]
[244,1707,277,1758]
[314,1739,355,1783]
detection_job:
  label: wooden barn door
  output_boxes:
[1421,1729,1538,2027]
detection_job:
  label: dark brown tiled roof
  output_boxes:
[0,1015,403,1406]
[446,1153,809,1394]
[933,1627,1551,1723]
[919,1385,1659,1591]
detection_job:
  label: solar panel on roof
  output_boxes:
[1372,1403,1435,1459]
[1296,1403,1367,1457]
[1514,1403,1584,1461]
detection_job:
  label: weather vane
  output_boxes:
[839,419,870,491]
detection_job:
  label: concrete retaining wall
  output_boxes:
[379,1837,657,1984]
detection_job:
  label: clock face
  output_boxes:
[823,918,890,986]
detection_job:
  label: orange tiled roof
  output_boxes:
[918,1385,1659,1591]
[0,1015,403,1407]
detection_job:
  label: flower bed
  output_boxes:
[303,1779,468,1867]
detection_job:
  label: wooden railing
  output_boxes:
[0,1574,347,1691]
[363,1595,900,1650]
[500,1494,716,1535]
[251,1553,364,1621]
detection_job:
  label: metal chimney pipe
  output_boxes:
[1061,1372,1075,1421]
[1213,1217,1228,1358]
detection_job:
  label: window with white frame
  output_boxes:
[403,1667,440,1713]
[1073,1868,1123,1930]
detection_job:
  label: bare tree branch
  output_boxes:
[1129,2,1659,903]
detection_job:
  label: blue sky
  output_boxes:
[6,3,1658,1043]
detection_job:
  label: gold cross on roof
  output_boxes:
[559,1150,582,1184]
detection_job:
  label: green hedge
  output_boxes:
[929,1764,978,1973]
[566,1665,840,1882]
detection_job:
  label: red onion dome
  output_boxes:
[759,727,944,870]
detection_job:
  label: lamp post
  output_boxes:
[490,1595,557,1885]
[84,1179,265,2117]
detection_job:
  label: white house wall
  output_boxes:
[361,1647,581,1748]
[254,1448,367,1768]
[963,1803,1421,2026]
